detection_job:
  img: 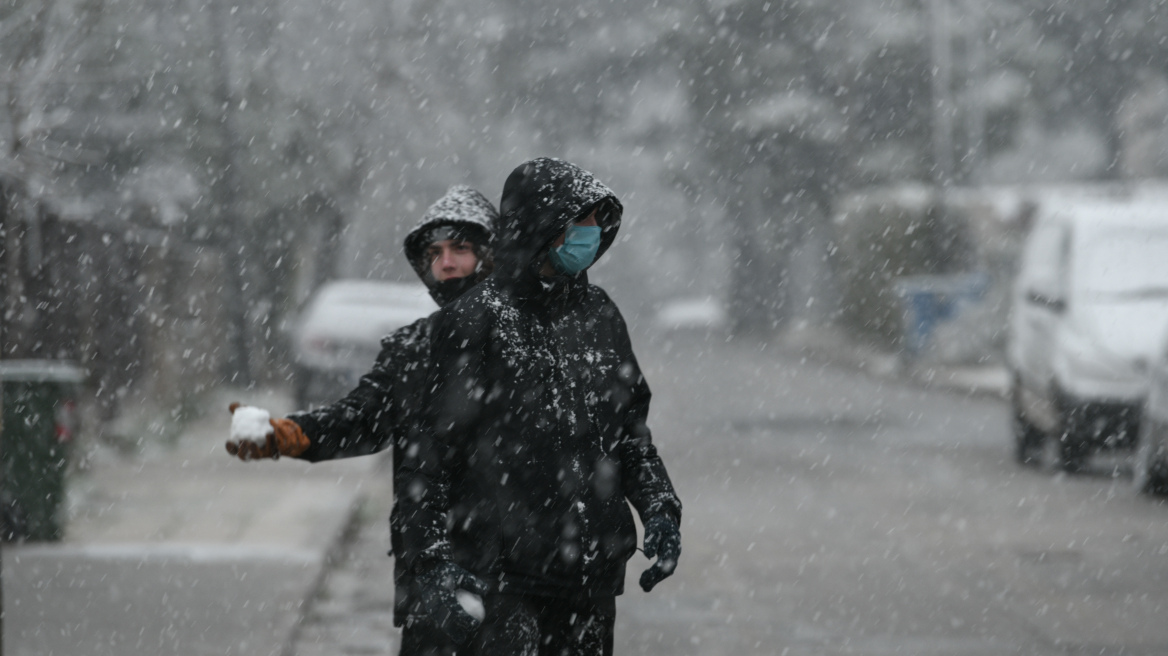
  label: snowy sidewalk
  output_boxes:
[4,388,381,656]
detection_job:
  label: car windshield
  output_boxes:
[1078,230,1168,298]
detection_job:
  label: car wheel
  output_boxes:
[1134,420,1168,495]
[1011,385,1045,467]
[1055,395,1091,473]
[1056,437,1091,473]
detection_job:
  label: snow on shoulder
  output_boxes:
[231,406,272,441]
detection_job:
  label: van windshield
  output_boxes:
[1079,231,1168,298]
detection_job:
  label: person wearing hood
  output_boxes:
[396,158,683,655]
[224,185,497,656]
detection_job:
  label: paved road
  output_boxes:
[617,332,1168,656]
[291,331,1168,656]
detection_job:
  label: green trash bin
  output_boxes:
[1,360,85,542]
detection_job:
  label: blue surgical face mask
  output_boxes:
[549,225,602,275]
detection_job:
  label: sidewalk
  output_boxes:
[4,387,381,656]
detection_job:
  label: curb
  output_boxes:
[779,325,1010,399]
[906,363,1010,400]
[279,489,369,656]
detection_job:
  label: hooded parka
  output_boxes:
[397,158,681,600]
[287,185,498,627]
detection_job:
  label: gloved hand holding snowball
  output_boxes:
[224,402,310,460]
[414,561,489,646]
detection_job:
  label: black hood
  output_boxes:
[404,185,498,305]
[495,158,622,284]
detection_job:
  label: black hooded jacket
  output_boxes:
[286,185,498,626]
[289,185,497,461]
[397,158,682,599]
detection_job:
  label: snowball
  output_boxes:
[231,406,272,441]
[455,590,485,622]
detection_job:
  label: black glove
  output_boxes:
[639,514,681,592]
[415,561,490,645]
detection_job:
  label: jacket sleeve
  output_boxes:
[610,305,682,526]
[288,319,428,462]
[394,304,485,573]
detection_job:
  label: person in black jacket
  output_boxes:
[224,185,498,656]
[397,158,682,656]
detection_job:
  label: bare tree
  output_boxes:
[1,0,106,358]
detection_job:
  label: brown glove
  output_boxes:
[225,403,311,460]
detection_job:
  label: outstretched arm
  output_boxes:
[222,319,430,463]
[288,319,430,462]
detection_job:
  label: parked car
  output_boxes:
[652,296,728,332]
[1135,330,1168,495]
[291,280,437,409]
[1008,197,1168,471]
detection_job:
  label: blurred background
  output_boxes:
[10,3,1168,654]
[4,0,1168,444]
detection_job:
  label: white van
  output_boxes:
[1008,195,1168,471]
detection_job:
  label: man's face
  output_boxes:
[541,210,599,276]
[550,210,599,249]
[427,238,479,282]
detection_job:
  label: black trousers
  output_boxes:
[398,593,615,656]
[469,593,615,656]
[399,618,459,656]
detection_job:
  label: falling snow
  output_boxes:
[6,1,1168,654]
